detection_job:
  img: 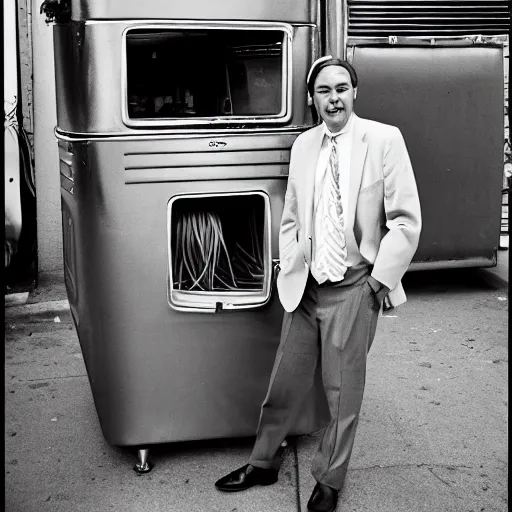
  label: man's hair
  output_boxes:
[307,57,358,97]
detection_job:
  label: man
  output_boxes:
[215,56,422,512]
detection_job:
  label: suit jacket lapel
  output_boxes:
[347,115,368,229]
[302,125,324,264]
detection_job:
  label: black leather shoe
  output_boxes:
[214,464,278,492]
[307,482,339,512]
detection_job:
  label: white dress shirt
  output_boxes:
[311,114,363,284]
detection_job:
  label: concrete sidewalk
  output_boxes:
[5,259,508,512]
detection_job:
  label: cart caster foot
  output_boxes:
[133,448,152,474]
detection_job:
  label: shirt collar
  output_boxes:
[322,113,355,139]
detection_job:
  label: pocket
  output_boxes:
[280,237,296,259]
[365,281,381,312]
[359,178,384,195]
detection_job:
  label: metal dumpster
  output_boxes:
[52,0,330,470]
[349,40,505,270]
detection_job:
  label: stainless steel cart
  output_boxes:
[52,0,330,471]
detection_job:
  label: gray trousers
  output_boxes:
[248,267,379,490]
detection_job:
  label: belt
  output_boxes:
[314,265,371,289]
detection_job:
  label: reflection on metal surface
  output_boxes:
[4,0,21,246]
[59,145,74,182]
[133,448,152,474]
[54,126,305,141]
[68,0,314,23]
[53,20,314,134]
[124,166,289,184]
[61,203,77,304]
[123,148,290,184]
[347,34,509,47]
[60,174,74,195]
[324,0,345,59]
[120,134,293,183]
[346,45,354,63]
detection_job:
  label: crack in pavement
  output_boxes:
[292,439,302,512]
[7,374,88,383]
[427,466,452,486]
[351,462,473,471]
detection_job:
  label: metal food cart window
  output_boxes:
[124,25,291,127]
[167,192,272,312]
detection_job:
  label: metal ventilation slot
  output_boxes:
[348,0,510,37]
[123,149,290,183]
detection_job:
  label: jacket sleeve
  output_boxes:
[279,144,301,273]
[371,127,422,290]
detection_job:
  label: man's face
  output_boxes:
[312,66,357,133]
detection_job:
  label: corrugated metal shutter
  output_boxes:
[347,0,509,37]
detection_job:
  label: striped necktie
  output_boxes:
[316,134,348,282]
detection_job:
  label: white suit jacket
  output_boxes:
[277,114,422,313]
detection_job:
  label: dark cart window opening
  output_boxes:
[126,28,286,122]
[169,194,272,313]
